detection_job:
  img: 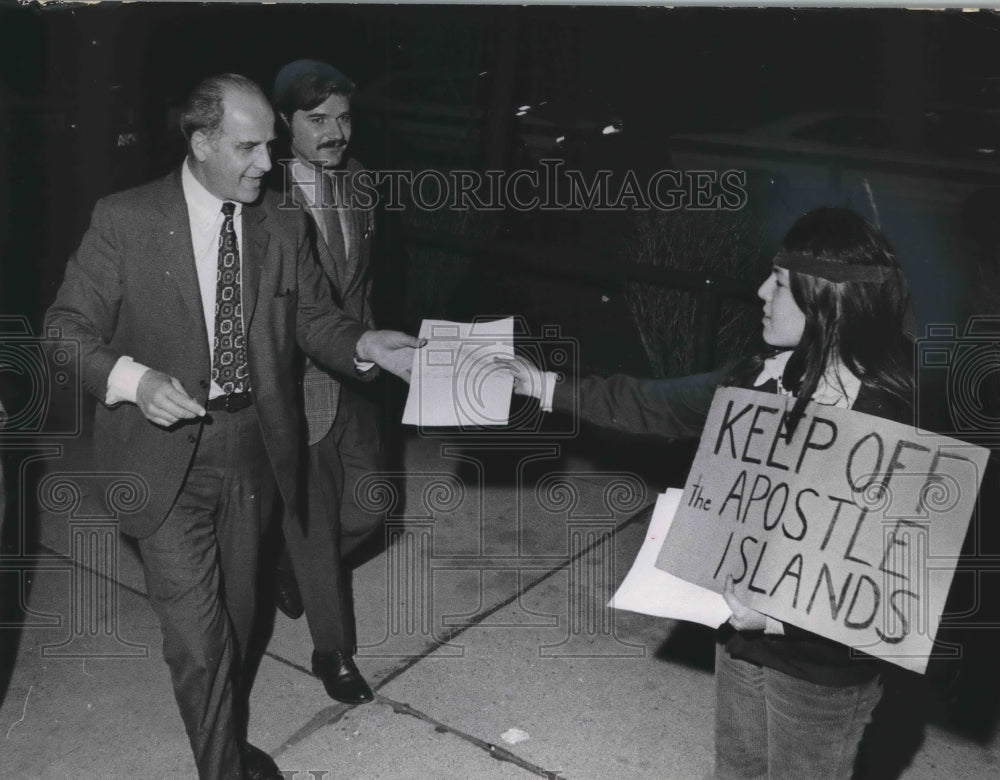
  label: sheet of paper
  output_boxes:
[608,489,732,628]
[402,318,515,427]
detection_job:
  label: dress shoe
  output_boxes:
[312,649,374,705]
[274,565,303,619]
[241,742,282,780]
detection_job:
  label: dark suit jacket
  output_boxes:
[284,157,377,446]
[45,168,368,538]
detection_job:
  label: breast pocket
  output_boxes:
[268,287,298,341]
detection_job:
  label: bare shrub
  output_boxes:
[401,204,501,325]
[623,209,768,377]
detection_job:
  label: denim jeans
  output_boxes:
[714,643,883,779]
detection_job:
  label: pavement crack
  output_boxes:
[5,683,33,739]
[272,701,354,758]
[36,541,149,602]
[381,694,567,778]
[371,503,654,694]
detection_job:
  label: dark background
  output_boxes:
[3,3,1000,331]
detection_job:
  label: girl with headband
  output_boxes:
[499,207,915,779]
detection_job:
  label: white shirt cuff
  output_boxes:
[764,616,785,636]
[105,356,151,406]
[354,358,376,374]
[539,370,558,413]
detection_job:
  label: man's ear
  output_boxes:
[190,129,213,162]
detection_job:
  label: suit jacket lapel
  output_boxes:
[290,175,345,292]
[338,177,361,289]
[154,170,205,337]
[241,204,268,331]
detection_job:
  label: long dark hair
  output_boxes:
[776,208,914,427]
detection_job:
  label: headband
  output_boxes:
[774,251,897,283]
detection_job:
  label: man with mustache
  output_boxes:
[269,59,384,705]
[45,73,419,778]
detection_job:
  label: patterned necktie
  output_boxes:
[211,202,250,394]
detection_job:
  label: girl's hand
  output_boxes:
[493,355,546,399]
[723,575,768,631]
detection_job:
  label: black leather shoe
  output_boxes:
[274,565,303,620]
[242,742,282,780]
[312,649,374,705]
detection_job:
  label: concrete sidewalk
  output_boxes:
[2,429,998,778]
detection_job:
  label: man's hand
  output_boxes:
[493,356,545,399]
[356,330,424,382]
[723,576,768,632]
[136,370,205,428]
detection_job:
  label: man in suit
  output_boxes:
[268,59,384,705]
[45,73,419,780]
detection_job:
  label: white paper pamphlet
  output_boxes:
[608,489,732,628]
[402,317,515,427]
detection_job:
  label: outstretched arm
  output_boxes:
[292,209,422,382]
[356,329,423,382]
[498,354,731,440]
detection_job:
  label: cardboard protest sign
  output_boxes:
[655,387,989,674]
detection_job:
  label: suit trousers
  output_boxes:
[282,387,384,654]
[713,642,882,780]
[137,405,273,780]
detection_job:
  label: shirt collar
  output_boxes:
[182,158,242,228]
[753,349,861,408]
[753,350,793,391]
[814,361,862,409]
